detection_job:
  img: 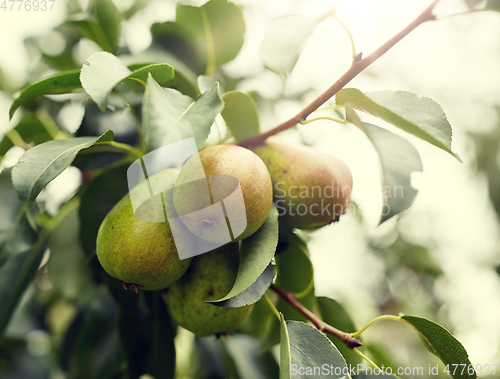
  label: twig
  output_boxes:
[240,0,441,148]
[270,284,362,349]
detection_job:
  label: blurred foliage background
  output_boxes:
[0,0,499,378]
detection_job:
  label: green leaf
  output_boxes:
[346,108,422,223]
[401,315,477,379]
[275,243,313,297]
[9,70,81,119]
[223,334,279,379]
[48,206,97,303]
[209,263,275,308]
[286,321,349,379]
[221,91,260,143]
[211,205,278,302]
[280,313,291,379]
[67,0,122,53]
[336,89,459,160]
[119,294,176,379]
[317,297,361,365]
[12,130,114,202]
[152,0,245,73]
[81,52,174,111]
[79,164,129,257]
[261,12,329,76]
[142,75,223,151]
[0,117,55,158]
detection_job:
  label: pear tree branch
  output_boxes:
[270,284,362,349]
[240,0,441,148]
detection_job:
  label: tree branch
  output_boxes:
[240,0,441,148]
[270,284,362,349]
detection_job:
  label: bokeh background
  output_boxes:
[1,0,499,377]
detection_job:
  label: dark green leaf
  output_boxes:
[211,205,278,302]
[280,313,291,379]
[48,206,97,303]
[276,243,313,297]
[94,0,122,53]
[401,315,477,379]
[9,70,81,119]
[79,164,129,257]
[142,75,223,151]
[12,130,114,202]
[209,263,275,307]
[287,321,349,379]
[346,109,422,223]
[261,12,328,76]
[81,52,174,111]
[317,297,361,365]
[119,294,176,379]
[277,287,315,323]
[336,89,459,160]
[221,91,260,143]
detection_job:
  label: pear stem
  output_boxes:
[270,284,362,349]
[239,0,441,148]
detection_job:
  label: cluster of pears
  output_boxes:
[96,139,352,336]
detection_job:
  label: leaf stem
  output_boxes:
[201,7,217,76]
[263,293,281,320]
[270,284,362,349]
[353,348,380,370]
[300,116,349,125]
[239,0,441,148]
[351,314,402,338]
[334,16,357,59]
[94,141,143,158]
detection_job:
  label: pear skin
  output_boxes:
[167,244,252,337]
[252,137,353,229]
[96,169,192,291]
[173,144,273,243]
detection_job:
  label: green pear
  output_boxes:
[252,137,353,230]
[173,144,273,243]
[167,244,252,337]
[96,169,192,291]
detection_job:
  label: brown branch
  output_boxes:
[240,0,440,148]
[270,284,362,349]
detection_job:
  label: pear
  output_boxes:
[173,144,273,243]
[252,137,352,229]
[167,244,252,337]
[96,169,192,291]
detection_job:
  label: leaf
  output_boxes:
[211,205,278,302]
[0,117,55,157]
[9,70,81,119]
[261,11,329,76]
[209,263,275,308]
[119,294,176,378]
[79,164,129,257]
[346,108,423,224]
[401,315,477,379]
[275,243,313,297]
[152,0,245,73]
[81,52,174,111]
[48,206,97,303]
[12,130,114,202]
[142,75,223,151]
[67,0,122,53]
[287,321,349,379]
[221,91,260,143]
[223,334,279,379]
[280,313,291,379]
[317,297,361,365]
[336,89,460,160]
